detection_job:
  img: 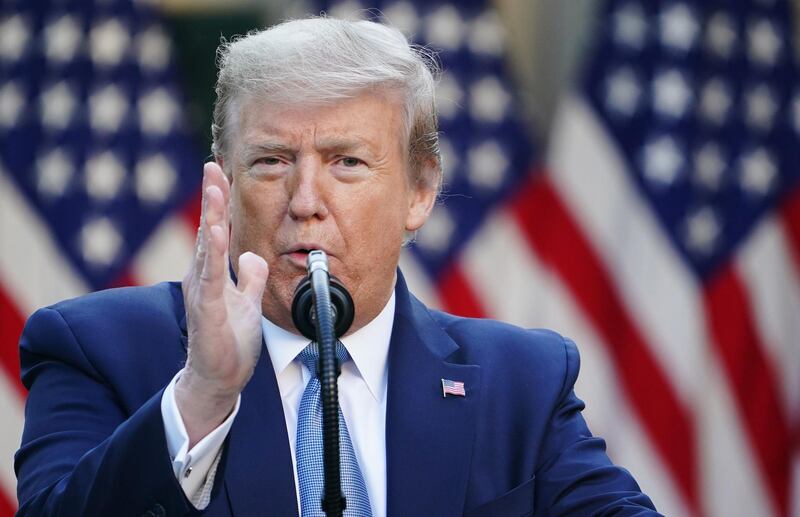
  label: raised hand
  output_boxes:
[175,162,269,447]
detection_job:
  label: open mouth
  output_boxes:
[286,248,318,266]
[289,248,314,259]
[289,245,328,255]
[285,243,331,265]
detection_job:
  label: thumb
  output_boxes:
[237,251,269,305]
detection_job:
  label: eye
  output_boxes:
[339,156,363,167]
[248,155,290,179]
[330,155,369,182]
[256,156,282,166]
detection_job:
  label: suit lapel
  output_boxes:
[386,273,481,517]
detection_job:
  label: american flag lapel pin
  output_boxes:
[441,378,466,398]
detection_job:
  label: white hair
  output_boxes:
[211,16,442,192]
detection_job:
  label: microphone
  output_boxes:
[290,250,354,517]
[291,251,354,340]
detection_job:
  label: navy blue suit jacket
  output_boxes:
[15,272,658,516]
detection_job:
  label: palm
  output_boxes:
[220,282,263,376]
[177,162,269,445]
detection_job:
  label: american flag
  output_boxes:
[1,0,798,516]
[441,378,466,398]
[0,0,203,512]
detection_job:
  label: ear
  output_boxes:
[405,163,439,232]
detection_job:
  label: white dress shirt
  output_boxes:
[161,293,395,516]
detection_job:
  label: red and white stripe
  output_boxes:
[0,165,202,513]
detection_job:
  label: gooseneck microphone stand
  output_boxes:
[291,250,355,517]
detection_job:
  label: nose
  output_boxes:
[288,157,328,221]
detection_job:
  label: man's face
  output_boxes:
[225,90,435,333]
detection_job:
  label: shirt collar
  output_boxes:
[262,291,395,402]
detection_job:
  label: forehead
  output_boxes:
[234,90,407,152]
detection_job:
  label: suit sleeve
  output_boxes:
[533,337,662,516]
[14,306,194,517]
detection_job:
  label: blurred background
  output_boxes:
[1,0,799,515]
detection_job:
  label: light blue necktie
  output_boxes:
[296,342,372,517]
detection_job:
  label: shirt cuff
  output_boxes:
[161,369,240,502]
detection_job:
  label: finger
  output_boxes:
[199,185,228,297]
[192,163,216,276]
[205,161,231,231]
[200,224,228,298]
[205,177,231,278]
[204,162,232,280]
[237,251,269,305]
[204,183,224,227]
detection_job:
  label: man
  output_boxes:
[15,16,659,516]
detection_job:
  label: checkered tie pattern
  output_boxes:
[296,342,372,516]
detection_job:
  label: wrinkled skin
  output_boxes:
[226,90,436,333]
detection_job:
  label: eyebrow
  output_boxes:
[240,143,297,163]
[314,138,374,156]
[240,139,376,162]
